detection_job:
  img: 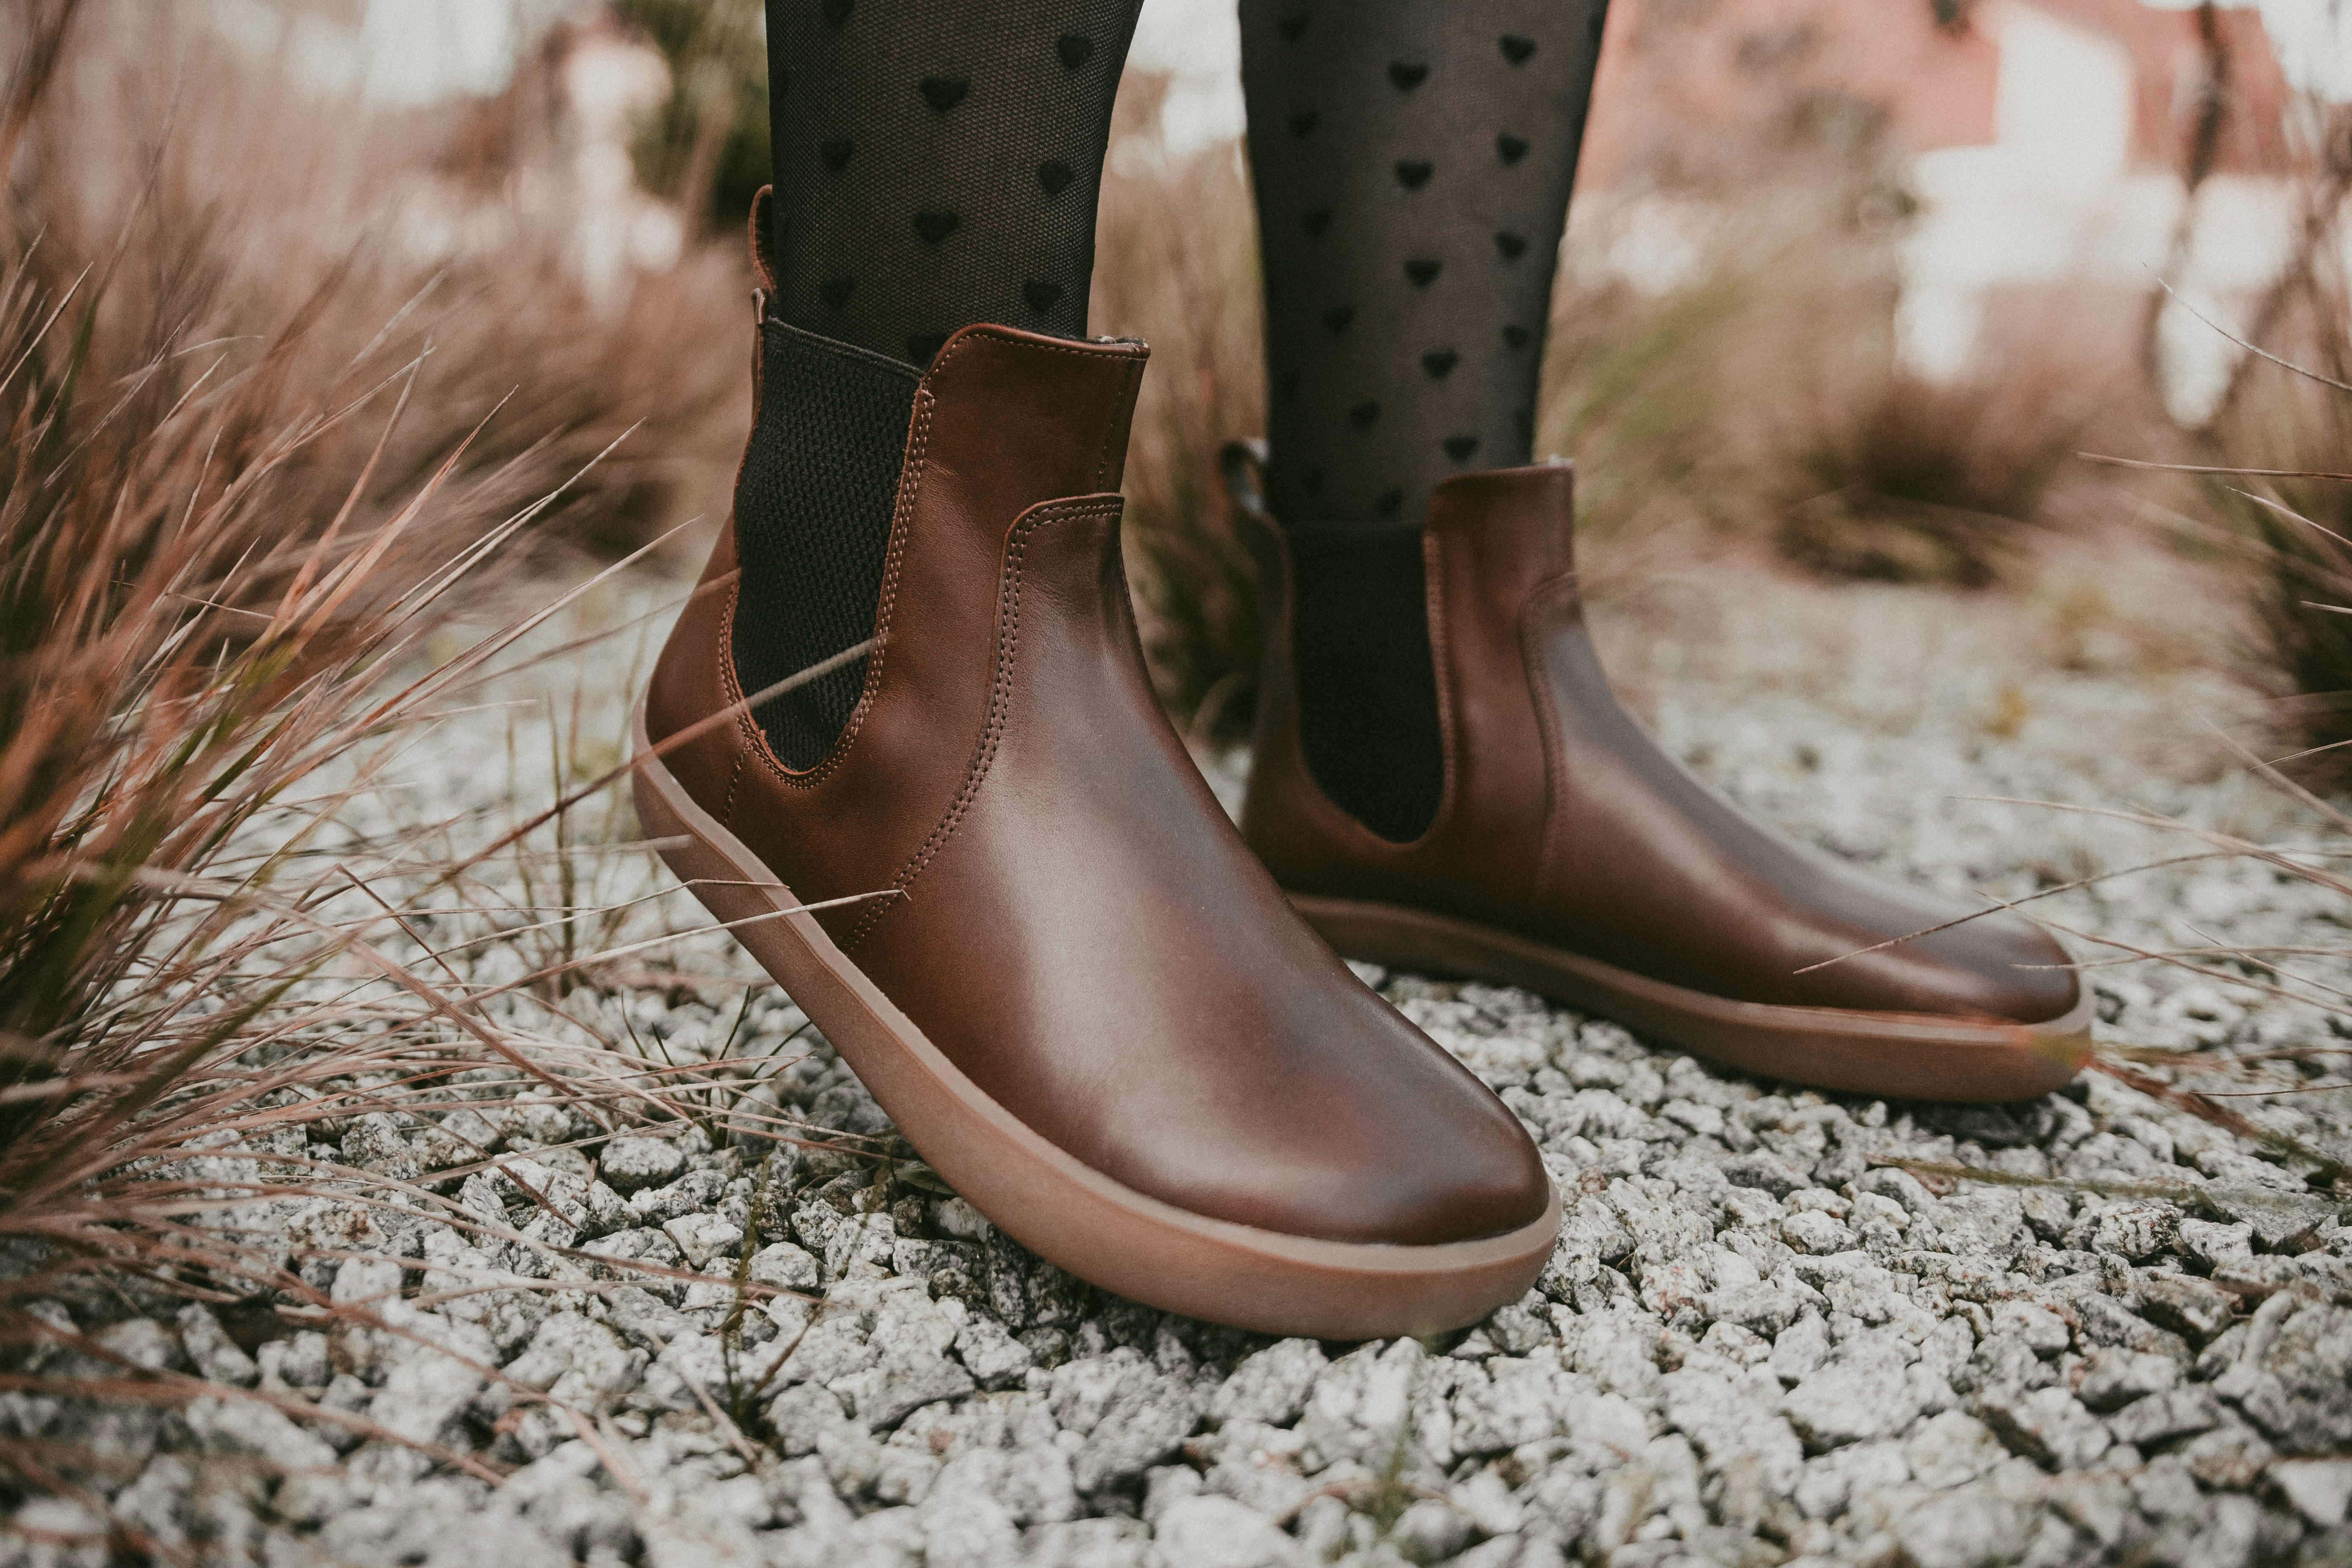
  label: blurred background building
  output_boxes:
[234,0,2347,417]
[54,0,2344,746]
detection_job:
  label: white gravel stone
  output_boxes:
[1989,1299,2071,1358]
[173,1304,257,1387]
[2272,1457,2352,1528]
[11,1496,109,1568]
[109,1455,196,1553]
[1780,1209,1857,1256]
[2138,1273,2238,1343]
[1068,1362,1202,1493]
[2076,1346,2180,1412]
[1783,1334,1919,1451]
[342,1112,422,1182]
[1981,1386,2114,1471]
[1023,1518,1149,1567]
[93,1319,184,1375]
[747,1239,819,1290]
[1904,1410,2006,1489]
[1893,1491,2030,1568]
[406,1508,574,1568]
[661,1212,743,1269]
[1769,1312,1832,1386]
[599,1136,686,1195]
[182,1394,338,1474]
[1793,1438,1908,1522]
[928,1196,991,1240]
[950,1308,1031,1390]
[1146,1495,1296,1568]
[2107,1385,2224,1448]
[331,1253,405,1306]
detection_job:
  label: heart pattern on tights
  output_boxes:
[1242,3,1601,525]
[918,77,969,113]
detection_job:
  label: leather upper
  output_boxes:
[647,323,1550,1247]
[1241,462,2082,1026]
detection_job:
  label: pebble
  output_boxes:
[2074,1346,2179,1412]
[1980,1386,2114,1472]
[1893,1491,2028,1568]
[599,1137,687,1195]
[2273,1457,2352,1530]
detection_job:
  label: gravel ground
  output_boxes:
[8,561,2352,1568]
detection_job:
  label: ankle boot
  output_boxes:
[1231,449,2092,1103]
[630,216,1557,1339]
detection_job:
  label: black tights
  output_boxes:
[1238,0,1606,838]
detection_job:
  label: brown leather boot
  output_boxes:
[1231,449,2093,1103]
[632,258,1557,1339]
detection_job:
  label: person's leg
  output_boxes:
[765,0,1143,366]
[1231,4,2088,1099]
[634,5,1561,1339]
[1239,0,1609,841]
[742,0,1143,769]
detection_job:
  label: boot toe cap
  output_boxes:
[1916,906,2080,1024]
[1252,1003,1555,1248]
[1080,997,1557,1250]
[1331,1105,1554,1247]
[1228,1135,1552,1249]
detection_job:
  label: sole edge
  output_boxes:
[1293,894,2091,1104]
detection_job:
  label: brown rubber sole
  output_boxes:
[631,704,1561,1339]
[1291,894,2093,1104]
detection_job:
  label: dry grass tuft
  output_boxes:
[2204,385,2352,785]
[618,0,772,235]
[2186,268,2352,786]
[16,0,746,566]
[1535,96,1908,545]
[0,5,819,1502]
[0,139,531,1320]
[1774,366,2084,588]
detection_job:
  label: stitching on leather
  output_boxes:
[720,752,746,830]
[719,575,761,760]
[941,327,1144,365]
[1090,358,1143,490]
[842,496,1123,953]
[1522,572,1580,915]
[1089,373,1120,490]
[841,498,1054,950]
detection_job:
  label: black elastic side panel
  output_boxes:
[1287,525,1445,843]
[731,319,922,770]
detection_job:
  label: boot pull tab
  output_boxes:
[746,184,781,304]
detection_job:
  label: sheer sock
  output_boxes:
[736,0,1144,769]
[1242,0,1607,838]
